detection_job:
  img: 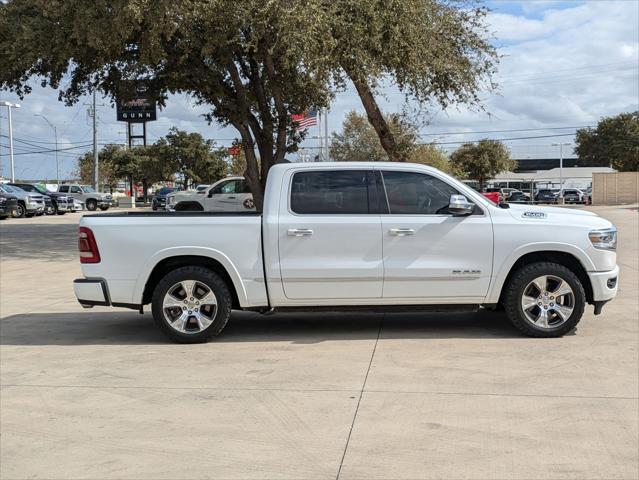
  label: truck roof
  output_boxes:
[270,161,442,174]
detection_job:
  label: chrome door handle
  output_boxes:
[287,228,314,237]
[389,228,415,236]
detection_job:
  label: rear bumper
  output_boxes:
[74,278,142,311]
[74,278,110,307]
[588,265,619,302]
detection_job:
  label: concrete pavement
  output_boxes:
[1,206,637,479]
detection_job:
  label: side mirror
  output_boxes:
[207,190,215,198]
[449,194,474,216]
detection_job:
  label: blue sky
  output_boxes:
[1,0,638,180]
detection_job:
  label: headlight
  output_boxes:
[167,196,175,205]
[589,228,617,251]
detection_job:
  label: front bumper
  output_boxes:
[588,265,619,303]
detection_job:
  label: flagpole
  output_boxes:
[323,107,329,161]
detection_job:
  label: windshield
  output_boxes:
[81,185,96,193]
[31,184,48,194]
[0,184,20,193]
[157,187,174,195]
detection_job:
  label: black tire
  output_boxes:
[99,206,109,211]
[86,199,97,211]
[151,266,232,343]
[13,203,26,218]
[503,262,586,338]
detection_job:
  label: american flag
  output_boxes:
[292,107,318,130]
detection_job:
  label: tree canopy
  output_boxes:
[575,112,639,171]
[449,139,515,189]
[1,0,497,209]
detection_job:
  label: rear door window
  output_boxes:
[290,170,372,214]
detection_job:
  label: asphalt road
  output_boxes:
[1,206,637,479]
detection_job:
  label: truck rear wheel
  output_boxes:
[86,199,97,211]
[503,262,585,337]
[151,266,232,343]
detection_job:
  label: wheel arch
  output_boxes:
[175,201,204,211]
[495,250,594,305]
[141,254,243,309]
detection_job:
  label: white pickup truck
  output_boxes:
[74,162,619,343]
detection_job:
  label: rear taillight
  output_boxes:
[78,226,101,263]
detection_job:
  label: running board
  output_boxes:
[262,304,480,315]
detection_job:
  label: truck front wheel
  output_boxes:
[86,199,97,211]
[151,266,232,343]
[503,262,586,337]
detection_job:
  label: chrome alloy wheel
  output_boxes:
[521,275,575,329]
[162,280,218,334]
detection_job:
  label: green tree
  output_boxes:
[153,128,228,189]
[450,140,515,190]
[323,0,497,161]
[330,111,458,175]
[409,144,458,176]
[575,112,639,171]
[0,0,497,208]
[330,111,418,162]
[76,144,121,190]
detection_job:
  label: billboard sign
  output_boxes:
[116,81,157,122]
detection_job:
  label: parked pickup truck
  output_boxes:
[74,162,619,343]
[166,177,255,212]
[58,184,114,211]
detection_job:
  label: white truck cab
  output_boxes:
[166,177,255,212]
[74,162,619,343]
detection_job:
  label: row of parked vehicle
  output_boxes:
[482,187,592,205]
[0,182,114,220]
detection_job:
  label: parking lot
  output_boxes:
[1,205,637,479]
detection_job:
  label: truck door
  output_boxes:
[205,179,243,211]
[277,169,384,300]
[380,170,493,301]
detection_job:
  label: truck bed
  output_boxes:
[79,212,267,308]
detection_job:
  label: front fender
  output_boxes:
[485,242,595,304]
[132,246,249,306]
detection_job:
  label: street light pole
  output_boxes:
[1,101,20,182]
[552,142,571,203]
[35,114,59,185]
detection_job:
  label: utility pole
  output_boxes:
[92,91,99,190]
[323,107,329,161]
[1,101,20,182]
[35,114,59,185]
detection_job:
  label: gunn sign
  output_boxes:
[116,82,157,122]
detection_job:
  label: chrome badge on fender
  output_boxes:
[522,211,547,219]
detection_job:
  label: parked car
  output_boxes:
[167,177,255,212]
[480,191,500,204]
[0,184,45,217]
[506,190,530,203]
[0,192,18,219]
[9,183,74,215]
[563,189,586,204]
[57,184,113,211]
[194,184,210,194]
[534,189,558,204]
[152,187,175,211]
[74,162,619,343]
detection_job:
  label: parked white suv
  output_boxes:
[166,177,255,212]
[74,162,619,343]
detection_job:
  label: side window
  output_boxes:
[211,180,238,195]
[70,186,82,194]
[291,170,370,214]
[58,185,69,193]
[382,171,461,215]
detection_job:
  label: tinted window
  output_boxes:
[211,180,240,195]
[382,171,460,215]
[71,186,82,194]
[58,185,69,193]
[291,170,370,214]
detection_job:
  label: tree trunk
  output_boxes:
[346,69,406,162]
[142,179,148,203]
